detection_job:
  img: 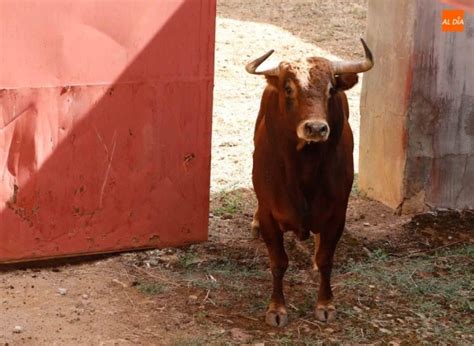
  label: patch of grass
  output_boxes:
[212,190,243,216]
[171,337,206,346]
[343,245,473,303]
[371,248,389,262]
[195,310,209,320]
[339,243,474,342]
[248,296,267,314]
[351,173,369,198]
[177,254,267,297]
[271,331,295,345]
[135,280,166,295]
[417,300,445,317]
[351,173,360,196]
[298,337,324,345]
[189,277,220,290]
[178,251,201,269]
[295,291,317,318]
[271,332,326,345]
[343,325,368,343]
[205,257,266,279]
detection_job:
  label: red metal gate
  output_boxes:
[0,0,216,262]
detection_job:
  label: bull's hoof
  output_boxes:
[250,220,260,239]
[315,303,336,322]
[265,305,288,327]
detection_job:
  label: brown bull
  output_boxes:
[246,39,374,327]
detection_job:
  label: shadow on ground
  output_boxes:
[120,188,473,344]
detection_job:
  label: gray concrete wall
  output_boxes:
[406,0,474,211]
[360,0,474,212]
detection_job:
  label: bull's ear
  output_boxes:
[334,73,358,91]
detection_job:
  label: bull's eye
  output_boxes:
[284,85,293,97]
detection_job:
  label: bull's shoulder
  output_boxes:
[253,85,279,141]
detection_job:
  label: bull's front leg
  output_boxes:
[250,206,260,239]
[259,212,289,327]
[314,221,344,322]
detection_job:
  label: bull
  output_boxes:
[246,39,374,327]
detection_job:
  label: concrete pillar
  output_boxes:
[360,0,474,213]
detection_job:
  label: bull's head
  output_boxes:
[246,39,373,149]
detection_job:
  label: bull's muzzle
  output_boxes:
[298,120,330,142]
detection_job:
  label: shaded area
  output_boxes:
[407,209,474,233]
[119,190,473,344]
[0,253,115,272]
[0,1,215,262]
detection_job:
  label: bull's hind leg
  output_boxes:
[259,212,289,327]
[314,221,344,323]
[250,206,260,239]
[312,233,321,271]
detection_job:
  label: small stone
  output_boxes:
[208,328,225,336]
[111,279,128,288]
[369,285,375,289]
[353,306,363,313]
[363,222,370,227]
[379,328,392,334]
[82,294,89,300]
[324,328,334,334]
[13,326,23,333]
[187,295,198,304]
[58,288,68,295]
[230,328,252,342]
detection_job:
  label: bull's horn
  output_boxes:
[245,50,280,76]
[331,38,374,74]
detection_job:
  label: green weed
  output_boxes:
[135,281,166,295]
[212,190,243,216]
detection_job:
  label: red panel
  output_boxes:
[0,0,216,262]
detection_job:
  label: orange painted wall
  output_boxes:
[0,0,216,262]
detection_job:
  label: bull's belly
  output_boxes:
[272,202,342,241]
[273,213,311,241]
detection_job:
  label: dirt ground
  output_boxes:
[1,1,473,345]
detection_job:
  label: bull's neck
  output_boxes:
[263,91,333,177]
[272,131,327,192]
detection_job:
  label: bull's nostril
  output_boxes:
[319,124,328,136]
[304,123,314,136]
[304,122,329,138]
